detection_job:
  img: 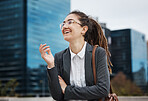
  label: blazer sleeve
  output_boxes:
[47,53,64,100]
[64,47,110,100]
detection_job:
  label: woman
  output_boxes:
[39,11,112,101]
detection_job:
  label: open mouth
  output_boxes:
[64,31,70,34]
[63,29,71,34]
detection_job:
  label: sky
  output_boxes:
[71,0,148,40]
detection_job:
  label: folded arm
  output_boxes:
[47,54,64,100]
[64,47,110,100]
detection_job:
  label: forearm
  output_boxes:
[64,70,110,100]
[64,71,110,100]
[64,82,109,100]
[47,67,64,100]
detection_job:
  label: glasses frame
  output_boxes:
[60,19,82,30]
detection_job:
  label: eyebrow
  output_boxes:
[63,19,74,23]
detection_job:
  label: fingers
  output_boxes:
[44,48,50,53]
[39,43,47,50]
[39,43,51,53]
[58,75,62,79]
[58,75,67,94]
[58,75,66,85]
[47,47,52,55]
[43,46,52,55]
[58,75,64,82]
[43,46,50,50]
[58,76,62,84]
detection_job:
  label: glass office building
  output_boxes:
[27,0,69,69]
[27,0,69,96]
[111,29,147,87]
[100,23,112,51]
[131,30,147,86]
[0,0,70,96]
[0,0,27,95]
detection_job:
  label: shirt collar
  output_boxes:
[70,41,87,59]
[70,49,76,60]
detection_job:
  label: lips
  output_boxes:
[64,31,70,34]
[63,29,72,34]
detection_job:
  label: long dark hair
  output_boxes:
[69,11,112,73]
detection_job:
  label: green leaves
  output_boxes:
[0,79,19,97]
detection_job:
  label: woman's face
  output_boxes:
[61,14,85,42]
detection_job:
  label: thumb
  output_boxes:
[48,48,52,55]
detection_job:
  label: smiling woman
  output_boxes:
[39,11,112,101]
[60,14,88,43]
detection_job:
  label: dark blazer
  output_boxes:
[47,43,110,101]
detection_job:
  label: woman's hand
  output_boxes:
[39,43,54,68]
[58,75,67,94]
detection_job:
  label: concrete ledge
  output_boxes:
[0,97,54,101]
[0,96,148,101]
[118,96,148,101]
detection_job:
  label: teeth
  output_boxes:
[64,31,70,34]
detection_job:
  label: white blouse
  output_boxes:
[69,42,87,101]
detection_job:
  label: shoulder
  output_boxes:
[95,46,106,56]
[54,47,69,59]
[86,42,106,55]
[96,46,106,52]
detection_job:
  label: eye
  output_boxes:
[62,23,65,27]
[68,20,73,24]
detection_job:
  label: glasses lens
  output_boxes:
[68,20,73,25]
[60,20,76,30]
[60,23,64,29]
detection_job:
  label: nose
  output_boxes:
[62,22,69,29]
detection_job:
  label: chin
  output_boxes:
[64,38,70,42]
[64,37,71,42]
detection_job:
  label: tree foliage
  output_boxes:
[111,72,143,96]
[0,79,19,96]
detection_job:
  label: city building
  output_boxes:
[111,29,147,88]
[0,0,70,96]
[147,41,148,81]
[27,65,49,96]
[85,17,147,91]
[100,23,112,49]
[93,17,112,49]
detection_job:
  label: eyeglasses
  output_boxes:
[60,19,82,30]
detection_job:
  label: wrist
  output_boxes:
[47,63,54,69]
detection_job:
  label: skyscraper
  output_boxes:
[111,29,147,87]
[0,0,70,96]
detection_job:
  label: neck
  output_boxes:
[69,40,85,54]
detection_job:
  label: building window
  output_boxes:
[122,52,126,60]
[108,36,111,45]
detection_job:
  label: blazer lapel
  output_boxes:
[63,48,71,85]
[62,43,94,86]
[85,43,94,86]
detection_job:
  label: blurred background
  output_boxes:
[0,0,148,99]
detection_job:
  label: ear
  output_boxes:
[81,26,88,35]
